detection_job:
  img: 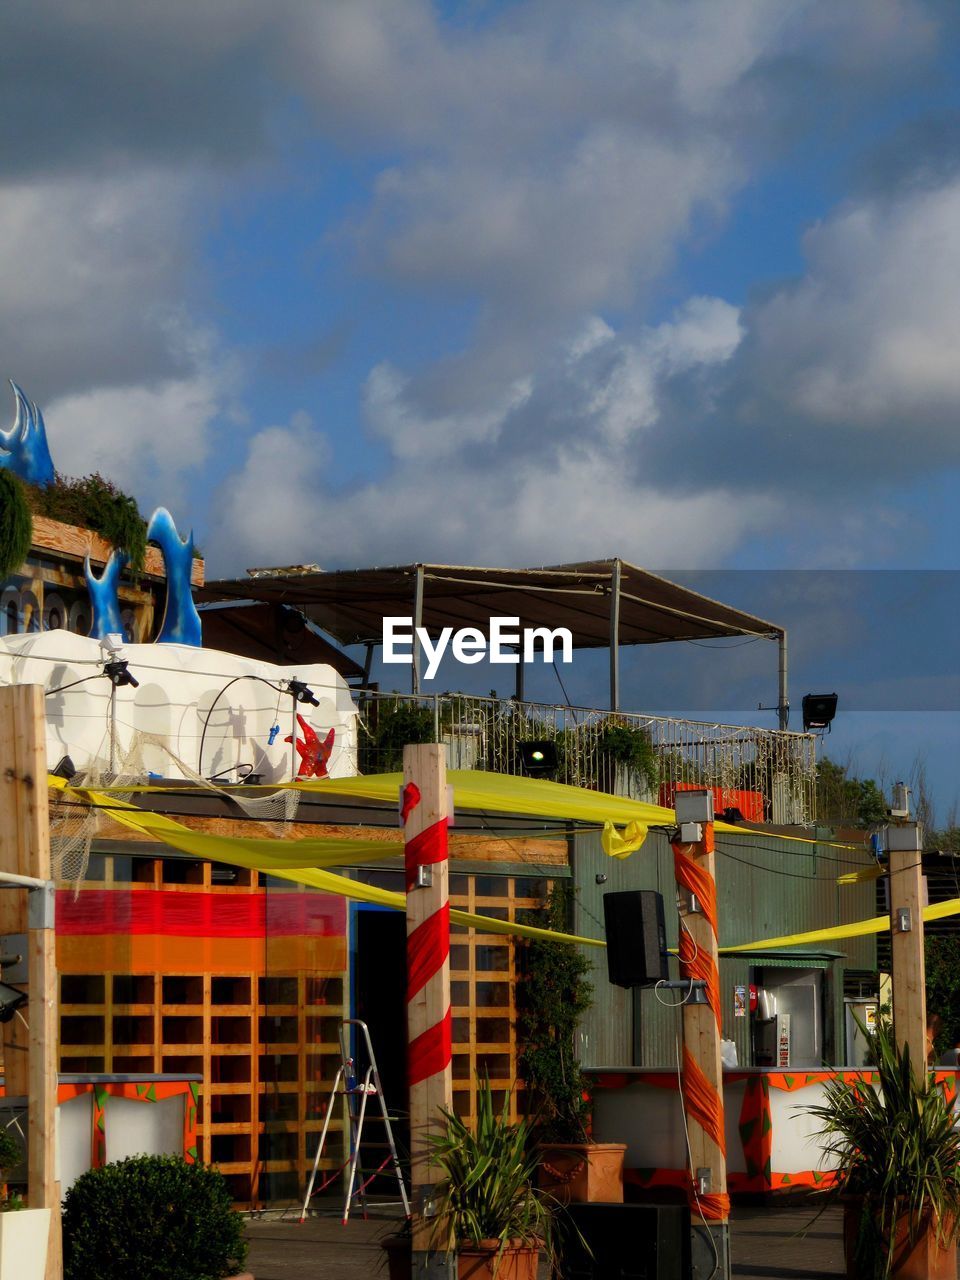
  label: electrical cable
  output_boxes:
[196,675,285,778]
[206,764,255,782]
[551,660,574,710]
[679,916,699,963]
[653,980,692,1008]
[683,636,762,649]
[45,672,107,697]
[674,1032,721,1280]
[473,811,610,938]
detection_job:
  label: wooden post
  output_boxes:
[673,792,730,1280]
[402,744,454,1280]
[887,822,926,1074]
[0,685,62,1280]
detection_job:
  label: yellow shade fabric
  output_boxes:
[601,820,649,858]
[55,778,604,948]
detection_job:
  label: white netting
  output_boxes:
[50,728,300,892]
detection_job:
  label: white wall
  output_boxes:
[0,631,357,782]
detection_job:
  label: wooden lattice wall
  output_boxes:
[52,852,564,1206]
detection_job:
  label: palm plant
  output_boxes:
[426,1078,554,1269]
[807,1019,960,1277]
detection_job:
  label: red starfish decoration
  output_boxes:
[285,715,336,777]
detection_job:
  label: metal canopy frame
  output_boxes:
[201,558,788,724]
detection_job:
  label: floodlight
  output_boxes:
[518,740,558,778]
[802,693,838,733]
[287,679,319,707]
[103,660,139,689]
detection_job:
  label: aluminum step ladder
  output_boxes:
[299,1018,411,1225]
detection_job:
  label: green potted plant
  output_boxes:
[807,1019,960,1279]
[517,884,625,1204]
[0,1125,50,1280]
[62,1154,250,1280]
[594,718,658,798]
[427,1079,554,1280]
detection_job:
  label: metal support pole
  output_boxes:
[609,559,621,712]
[412,565,425,695]
[290,693,299,781]
[362,641,375,688]
[777,631,789,730]
[109,682,118,772]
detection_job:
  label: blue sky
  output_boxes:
[2,1,958,815]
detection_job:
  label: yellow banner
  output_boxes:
[56,778,604,948]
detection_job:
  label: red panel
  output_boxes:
[659,783,765,824]
[57,889,346,939]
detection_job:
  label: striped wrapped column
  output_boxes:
[402,744,454,1277]
[673,809,731,1279]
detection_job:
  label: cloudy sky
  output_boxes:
[4,1,958,814]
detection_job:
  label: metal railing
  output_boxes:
[355,691,817,824]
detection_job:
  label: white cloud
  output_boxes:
[207,414,333,571]
[210,298,763,572]
[745,179,960,435]
[46,369,225,517]
[0,173,202,399]
[364,363,532,460]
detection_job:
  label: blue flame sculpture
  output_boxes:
[0,380,55,487]
[85,551,130,639]
[147,507,202,647]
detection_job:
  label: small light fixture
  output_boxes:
[287,679,319,707]
[802,693,838,733]
[52,755,77,780]
[518,740,558,778]
[103,659,139,689]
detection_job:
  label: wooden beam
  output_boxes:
[888,822,926,1074]
[30,514,204,585]
[674,797,730,1280]
[402,744,454,1279]
[77,807,568,866]
[0,685,62,1280]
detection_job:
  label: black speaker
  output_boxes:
[603,890,669,988]
[558,1202,690,1280]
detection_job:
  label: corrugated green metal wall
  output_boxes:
[572,827,877,1069]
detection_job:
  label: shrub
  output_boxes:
[27,472,147,575]
[359,699,436,773]
[0,471,33,579]
[595,718,658,793]
[62,1154,247,1280]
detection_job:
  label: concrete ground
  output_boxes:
[244,1203,848,1279]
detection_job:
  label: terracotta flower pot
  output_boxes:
[842,1197,957,1280]
[537,1142,626,1204]
[456,1239,540,1280]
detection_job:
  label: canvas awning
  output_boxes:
[200,559,787,716]
[196,600,364,680]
